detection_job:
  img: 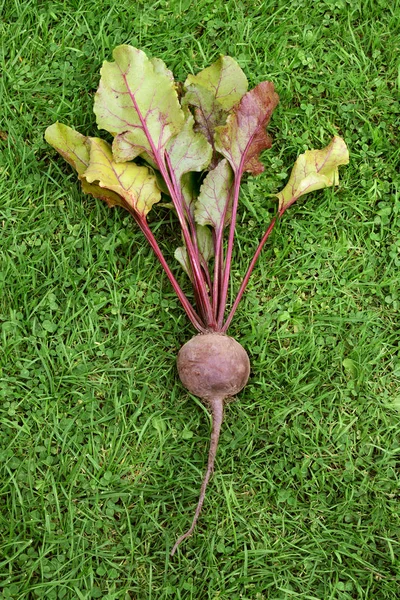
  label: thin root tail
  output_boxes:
[170,525,196,556]
[170,397,224,556]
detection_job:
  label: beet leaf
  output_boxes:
[222,136,350,331]
[276,136,350,211]
[166,114,212,185]
[95,45,184,164]
[183,56,248,169]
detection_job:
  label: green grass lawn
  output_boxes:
[1,0,399,598]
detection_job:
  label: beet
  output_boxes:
[45,46,349,557]
[171,333,250,555]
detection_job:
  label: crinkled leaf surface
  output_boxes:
[182,86,226,169]
[111,133,148,164]
[94,45,185,163]
[215,81,279,176]
[185,56,248,111]
[84,138,161,217]
[166,114,212,184]
[45,122,123,206]
[194,159,234,231]
[183,56,248,168]
[276,136,349,211]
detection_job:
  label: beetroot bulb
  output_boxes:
[171,334,250,554]
[45,45,349,555]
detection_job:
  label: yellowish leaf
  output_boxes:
[276,137,349,211]
[45,122,89,175]
[83,138,161,218]
[45,122,125,207]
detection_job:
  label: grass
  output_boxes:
[1,0,399,598]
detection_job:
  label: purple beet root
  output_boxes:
[171,333,250,556]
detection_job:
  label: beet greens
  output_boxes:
[45,45,349,555]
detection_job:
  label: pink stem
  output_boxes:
[216,173,242,327]
[187,206,213,303]
[164,154,215,328]
[218,235,224,300]
[120,70,213,328]
[201,260,213,297]
[221,214,279,333]
[212,226,224,318]
[135,214,207,333]
[212,180,234,319]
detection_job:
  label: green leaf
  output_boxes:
[83,138,161,218]
[184,56,248,111]
[215,81,279,176]
[110,134,148,165]
[45,122,124,206]
[183,56,248,168]
[194,159,234,231]
[166,114,212,184]
[276,137,349,212]
[182,86,225,169]
[42,320,57,333]
[94,45,185,163]
[181,428,194,440]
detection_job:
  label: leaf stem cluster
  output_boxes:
[45,46,349,334]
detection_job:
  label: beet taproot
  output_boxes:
[171,333,250,555]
